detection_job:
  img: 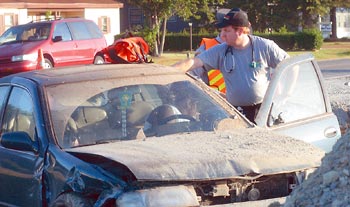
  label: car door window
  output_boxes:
[0,28,18,43]
[1,87,36,141]
[67,21,92,40]
[53,22,72,41]
[269,61,326,126]
[85,21,104,39]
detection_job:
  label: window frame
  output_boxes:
[267,61,327,126]
[1,86,36,141]
[3,13,18,31]
[98,16,111,34]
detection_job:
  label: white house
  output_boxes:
[335,8,350,38]
[0,0,123,45]
[320,8,350,39]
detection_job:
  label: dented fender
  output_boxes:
[43,144,126,206]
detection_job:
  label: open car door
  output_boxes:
[255,53,341,152]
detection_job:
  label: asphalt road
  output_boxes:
[318,58,350,79]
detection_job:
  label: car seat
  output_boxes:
[63,106,108,147]
[6,113,34,140]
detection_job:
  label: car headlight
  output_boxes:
[11,53,37,62]
[116,185,199,207]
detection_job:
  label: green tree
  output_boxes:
[223,0,268,32]
[223,0,335,32]
[126,0,224,56]
[223,0,301,32]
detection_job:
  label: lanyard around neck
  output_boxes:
[224,35,256,72]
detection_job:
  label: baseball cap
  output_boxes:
[216,8,250,28]
[215,8,231,24]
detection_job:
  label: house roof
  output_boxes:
[0,0,123,8]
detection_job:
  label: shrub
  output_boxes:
[295,28,323,50]
[164,33,216,51]
[256,32,296,50]
[163,29,323,51]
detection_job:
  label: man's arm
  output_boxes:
[172,57,204,73]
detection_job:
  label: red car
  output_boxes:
[0,18,107,77]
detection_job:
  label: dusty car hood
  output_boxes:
[67,128,325,181]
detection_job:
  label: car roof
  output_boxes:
[1,64,184,86]
[7,18,91,29]
[26,17,90,24]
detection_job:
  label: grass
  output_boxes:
[151,42,350,66]
[151,52,190,66]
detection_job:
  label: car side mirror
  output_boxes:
[53,36,63,42]
[1,131,38,153]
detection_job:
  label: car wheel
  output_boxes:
[93,55,104,64]
[44,58,53,69]
[51,192,93,207]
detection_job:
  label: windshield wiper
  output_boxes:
[95,138,125,144]
[68,138,126,148]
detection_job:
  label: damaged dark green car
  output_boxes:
[0,54,339,206]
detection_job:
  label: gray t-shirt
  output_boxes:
[197,35,289,106]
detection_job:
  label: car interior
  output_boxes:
[61,82,231,148]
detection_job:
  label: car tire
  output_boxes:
[44,58,53,69]
[50,192,93,207]
[93,55,104,64]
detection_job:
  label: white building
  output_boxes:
[336,8,350,38]
[320,8,350,39]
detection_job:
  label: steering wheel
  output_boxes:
[158,114,196,125]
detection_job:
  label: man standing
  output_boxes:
[172,8,289,123]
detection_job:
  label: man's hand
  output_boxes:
[171,58,204,73]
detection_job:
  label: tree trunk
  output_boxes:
[330,7,337,40]
[151,13,159,56]
[159,17,168,56]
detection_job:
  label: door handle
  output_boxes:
[324,127,338,138]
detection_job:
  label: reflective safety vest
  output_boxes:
[200,38,226,93]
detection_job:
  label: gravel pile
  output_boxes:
[284,130,350,207]
[325,76,350,133]
[283,76,350,207]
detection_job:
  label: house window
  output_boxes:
[98,16,110,33]
[4,13,17,30]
